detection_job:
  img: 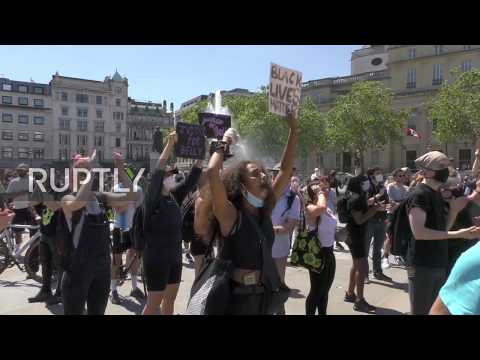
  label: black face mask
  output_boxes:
[433,168,449,183]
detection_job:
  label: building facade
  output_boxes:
[302,45,480,174]
[0,78,52,168]
[126,99,174,168]
[49,71,128,165]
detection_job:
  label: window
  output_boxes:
[459,149,472,170]
[2,96,12,104]
[408,48,416,60]
[408,110,417,130]
[33,99,44,107]
[96,96,102,105]
[433,64,443,85]
[406,68,416,88]
[61,92,68,101]
[113,112,124,120]
[18,115,29,124]
[77,108,88,117]
[115,138,121,147]
[115,98,121,107]
[116,122,121,132]
[59,118,70,130]
[18,97,28,106]
[77,120,88,131]
[59,133,70,145]
[33,87,43,95]
[434,45,444,55]
[33,116,45,125]
[406,150,417,169]
[2,113,13,123]
[1,147,13,158]
[95,121,105,132]
[461,60,472,72]
[2,131,13,140]
[2,83,12,91]
[18,85,28,93]
[464,45,472,51]
[18,132,29,141]
[32,148,44,159]
[115,87,122,95]
[18,148,30,159]
[94,136,104,146]
[77,135,88,146]
[96,110,103,118]
[76,93,89,103]
[33,132,45,142]
[61,106,69,116]
[97,150,103,161]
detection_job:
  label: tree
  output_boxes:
[325,81,409,173]
[429,68,480,145]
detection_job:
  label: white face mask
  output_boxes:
[375,174,384,183]
[163,175,176,192]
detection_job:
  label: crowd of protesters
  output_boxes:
[2,122,480,315]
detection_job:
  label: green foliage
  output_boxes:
[179,100,209,124]
[429,68,480,143]
[325,81,409,167]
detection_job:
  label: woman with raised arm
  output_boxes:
[60,150,139,315]
[207,110,299,315]
[142,132,203,315]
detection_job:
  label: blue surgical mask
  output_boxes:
[242,190,264,208]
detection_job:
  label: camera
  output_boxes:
[209,140,233,159]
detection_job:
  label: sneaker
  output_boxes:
[374,272,393,282]
[381,257,391,269]
[354,298,376,313]
[335,242,345,251]
[185,252,194,264]
[28,290,52,303]
[344,292,356,303]
[110,290,122,305]
[130,288,146,300]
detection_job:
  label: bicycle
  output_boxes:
[0,224,54,285]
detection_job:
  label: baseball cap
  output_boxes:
[415,151,450,171]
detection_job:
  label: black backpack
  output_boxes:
[131,204,146,253]
[281,190,297,217]
[387,194,414,258]
[336,187,351,224]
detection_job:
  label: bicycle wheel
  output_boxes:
[24,237,43,284]
[0,232,11,275]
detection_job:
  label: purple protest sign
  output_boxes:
[198,112,232,140]
[174,122,206,160]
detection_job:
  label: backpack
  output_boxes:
[387,195,414,258]
[131,204,146,253]
[336,187,351,224]
[281,190,297,217]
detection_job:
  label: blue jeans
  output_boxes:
[365,220,386,274]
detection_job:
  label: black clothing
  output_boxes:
[346,194,368,259]
[406,184,448,268]
[367,180,388,222]
[112,228,132,254]
[143,166,202,291]
[306,248,336,315]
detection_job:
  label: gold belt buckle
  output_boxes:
[243,273,257,286]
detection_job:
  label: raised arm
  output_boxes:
[207,140,237,237]
[272,110,300,201]
[104,152,139,210]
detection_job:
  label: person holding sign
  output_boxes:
[206,109,299,315]
[142,132,203,315]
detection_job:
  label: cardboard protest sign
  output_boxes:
[174,122,206,160]
[198,113,232,140]
[268,63,303,118]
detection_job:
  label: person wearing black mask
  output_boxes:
[406,151,480,315]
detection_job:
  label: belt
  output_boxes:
[231,268,262,286]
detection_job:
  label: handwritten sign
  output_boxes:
[174,122,206,160]
[268,63,302,118]
[198,113,232,140]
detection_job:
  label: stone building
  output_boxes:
[0,78,52,168]
[302,45,480,174]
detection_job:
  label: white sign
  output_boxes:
[268,63,303,118]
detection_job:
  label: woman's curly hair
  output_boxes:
[221,160,276,215]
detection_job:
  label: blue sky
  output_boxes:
[0,45,359,108]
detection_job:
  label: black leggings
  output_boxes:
[39,236,62,294]
[62,257,110,315]
[306,249,336,315]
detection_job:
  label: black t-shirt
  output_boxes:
[368,180,388,222]
[346,194,368,241]
[406,183,448,268]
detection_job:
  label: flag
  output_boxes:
[406,128,421,139]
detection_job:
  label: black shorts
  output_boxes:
[12,208,33,233]
[143,245,182,292]
[348,233,368,259]
[111,228,132,254]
